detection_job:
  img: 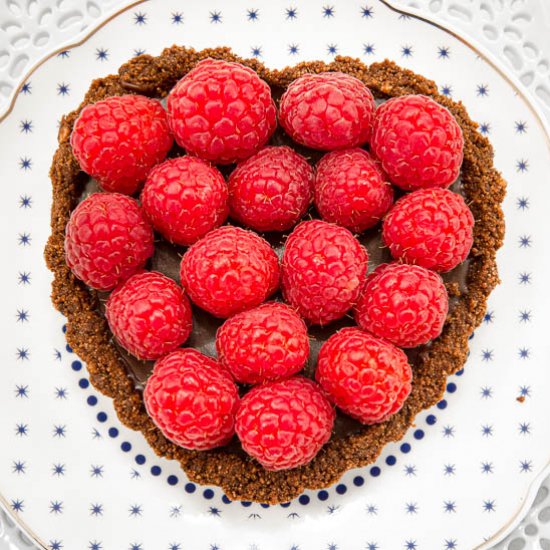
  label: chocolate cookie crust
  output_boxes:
[45,46,505,504]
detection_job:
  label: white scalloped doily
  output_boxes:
[0,0,129,117]
[390,0,550,121]
[0,1,549,549]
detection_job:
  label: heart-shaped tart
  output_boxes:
[45,46,505,503]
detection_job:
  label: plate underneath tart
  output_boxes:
[2,1,550,549]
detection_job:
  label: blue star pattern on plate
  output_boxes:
[16,347,29,360]
[362,6,374,18]
[171,12,183,24]
[12,461,26,474]
[19,156,32,170]
[52,463,66,477]
[19,195,32,208]
[365,503,378,515]
[57,83,70,96]
[518,271,532,284]
[519,460,533,473]
[11,499,24,513]
[482,500,496,512]
[480,386,493,399]
[14,384,29,398]
[363,43,375,55]
[442,425,455,437]
[479,122,491,134]
[443,501,456,513]
[2,2,548,549]
[440,84,452,97]
[49,501,63,514]
[18,271,31,285]
[516,196,529,210]
[515,121,527,133]
[286,7,297,19]
[288,44,299,55]
[443,464,456,476]
[134,12,147,25]
[476,84,489,96]
[90,465,104,478]
[210,11,222,23]
[20,119,33,133]
[516,159,529,172]
[95,48,109,61]
[55,387,68,399]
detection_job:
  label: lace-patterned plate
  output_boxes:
[390,0,550,122]
[0,1,550,549]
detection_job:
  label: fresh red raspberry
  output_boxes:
[167,59,276,164]
[314,148,394,232]
[64,193,154,291]
[235,377,335,470]
[144,348,239,450]
[70,95,173,195]
[355,263,448,348]
[141,156,228,246]
[216,302,309,385]
[316,328,412,424]
[106,271,193,360]
[228,146,314,232]
[180,226,279,318]
[281,220,368,325]
[279,72,376,151]
[370,94,464,191]
[383,188,474,272]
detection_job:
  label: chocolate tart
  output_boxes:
[45,45,505,504]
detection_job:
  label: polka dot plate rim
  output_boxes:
[1,0,550,549]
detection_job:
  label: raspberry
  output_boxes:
[281,220,368,325]
[228,146,314,232]
[354,263,448,348]
[316,328,412,424]
[180,226,279,318]
[235,377,335,470]
[314,148,394,232]
[279,72,376,150]
[383,188,474,272]
[144,349,239,450]
[167,59,276,164]
[216,302,309,385]
[141,156,228,246]
[370,94,464,190]
[64,193,154,291]
[70,95,173,195]
[106,271,192,360]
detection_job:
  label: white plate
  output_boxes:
[1,1,550,548]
